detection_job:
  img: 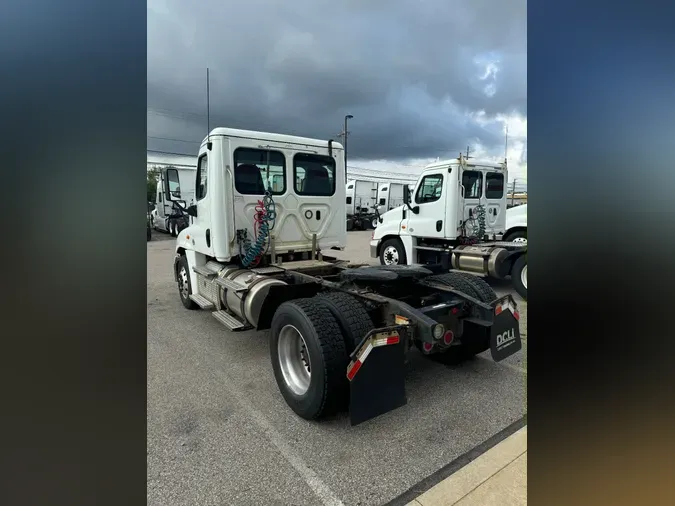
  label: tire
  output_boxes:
[170,221,177,237]
[511,254,527,300]
[504,230,527,243]
[270,298,349,419]
[379,238,407,265]
[346,218,354,231]
[426,273,480,300]
[371,217,378,229]
[316,292,374,354]
[177,255,198,310]
[446,272,497,303]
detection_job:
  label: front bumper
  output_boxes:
[369,239,379,259]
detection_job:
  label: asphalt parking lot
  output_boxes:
[147,230,527,506]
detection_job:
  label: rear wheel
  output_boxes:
[270,298,349,419]
[511,254,527,300]
[380,238,406,265]
[316,292,374,354]
[446,272,497,303]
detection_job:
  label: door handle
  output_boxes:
[436,220,443,232]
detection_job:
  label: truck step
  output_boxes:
[189,293,214,309]
[251,266,285,275]
[193,265,215,277]
[215,277,248,292]
[212,310,246,331]
[414,245,450,251]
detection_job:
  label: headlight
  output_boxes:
[432,324,445,340]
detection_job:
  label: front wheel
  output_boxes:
[379,238,407,265]
[177,255,198,310]
[511,254,527,300]
[270,298,349,420]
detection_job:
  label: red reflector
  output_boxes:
[385,336,400,345]
[513,311,520,321]
[346,360,362,381]
[443,331,454,345]
[495,306,503,315]
[423,342,433,352]
[451,307,458,315]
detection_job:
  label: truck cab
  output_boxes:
[371,155,508,266]
[153,165,197,235]
[173,128,345,287]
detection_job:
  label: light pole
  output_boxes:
[343,114,353,183]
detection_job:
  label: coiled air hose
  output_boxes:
[240,190,276,268]
[460,204,486,245]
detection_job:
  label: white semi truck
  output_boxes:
[170,128,523,425]
[370,155,527,300]
[152,165,197,236]
[376,182,407,212]
[345,179,379,230]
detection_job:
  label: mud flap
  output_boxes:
[490,295,523,362]
[347,328,408,426]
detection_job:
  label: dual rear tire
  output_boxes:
[270,293,374,420]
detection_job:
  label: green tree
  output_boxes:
[147,167,160,203]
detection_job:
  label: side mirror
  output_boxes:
[164,168,180,201]
[187,205,198,217]
[403,185,410,205]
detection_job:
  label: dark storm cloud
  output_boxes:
[147,0,526,161]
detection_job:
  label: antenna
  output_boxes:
[504,124,508,163]
[206,68,212,151]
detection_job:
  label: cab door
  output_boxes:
[484,171,507,235]
[407,171,446,238]
[459,169,484,238]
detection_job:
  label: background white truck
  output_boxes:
[345,179,379,230]
[168,127,523,425]
[370,155,527,299]
[504,203,527,243]
[151,165,197,236]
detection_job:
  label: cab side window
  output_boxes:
[196,155,208,200]
[415,174,443,204]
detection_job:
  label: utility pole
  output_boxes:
[338,114,353,183]
[466,145,472,159]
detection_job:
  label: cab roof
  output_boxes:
[424,158,507,171]
[203,127,344,151]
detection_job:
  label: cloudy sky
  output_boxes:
[147,0,527,190]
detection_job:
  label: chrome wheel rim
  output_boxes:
[278,325,312,395]
[372,218,378,228]
[383,245,399,265]
[513,236,527,244]
[521,265,527,289]
[178,266,190,299]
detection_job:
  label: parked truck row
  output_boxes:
[164,127,523,426]
[345,179,415,231]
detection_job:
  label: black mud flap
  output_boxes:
[490,295,523,362]
[347,328,408,426]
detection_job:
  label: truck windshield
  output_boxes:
[294,153,336,196]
